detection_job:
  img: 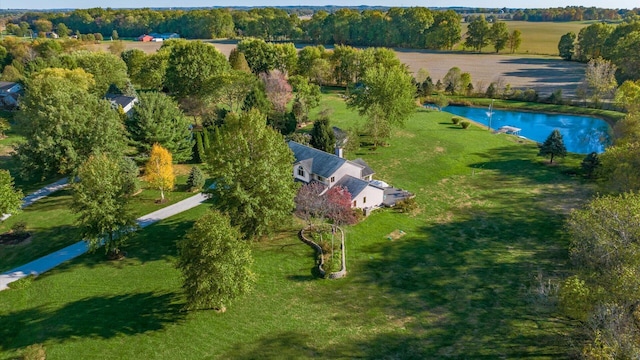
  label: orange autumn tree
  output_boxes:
[145,143,175,202]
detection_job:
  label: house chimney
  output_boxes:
[335,146,343,158]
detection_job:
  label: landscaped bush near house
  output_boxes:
[452,117,462,125]
[395,197,417,213]
[460,121,471,129]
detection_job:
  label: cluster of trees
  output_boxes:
[463,15,521,53]
[558,80,640,358]
[558,20,640,82]
[510,6,627,22]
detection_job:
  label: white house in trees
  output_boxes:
[288,141,385,210]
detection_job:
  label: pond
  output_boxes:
[442,105,611,154]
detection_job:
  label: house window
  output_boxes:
[353,200,356,207]
[297,166,305,177]
[330,176,335,182]
[317,176,324,182]
[363,197,367,204]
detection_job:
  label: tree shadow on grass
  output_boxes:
[470,145,581,185]
[331,171,577,358]
[0,291,184,352]
[223,331,321,359]
[51,213,200,274]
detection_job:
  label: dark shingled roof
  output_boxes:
[289,141,347,179]
[0,82,18,93]
[351,158,375,177]
[105,94,137,109]
[334,175,370,198]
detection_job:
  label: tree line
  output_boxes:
[4,7,464,50]
[558,19,640,82]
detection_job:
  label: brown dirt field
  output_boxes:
[90,40,585,97]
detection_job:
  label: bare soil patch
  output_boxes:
[385,229,406,241]
[395,50,585,98]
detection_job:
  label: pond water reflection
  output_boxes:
[442,105,611,154]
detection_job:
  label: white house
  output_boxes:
[288,141,385,210]
[106,94,138,115]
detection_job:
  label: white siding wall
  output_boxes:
[329,163,362,188]
[293,164,311,183]
[352,185,384,209]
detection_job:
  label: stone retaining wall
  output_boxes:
[299,225,347,279]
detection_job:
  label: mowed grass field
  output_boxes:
[461,20,591,55]
[0,92,587,359]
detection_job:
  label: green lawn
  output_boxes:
[0,174,199,273]
[0,93,587,359]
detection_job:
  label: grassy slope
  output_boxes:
[0,93,587,359]
[461,21,590,55]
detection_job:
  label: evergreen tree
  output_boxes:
[187,166,205,191]
[127,92,193,163]
[310,117,336,153]
[538,129,567,164]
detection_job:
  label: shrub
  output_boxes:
[460,121,471,129]
[581,152,600,179]
[452,117,462,125]
[395,197,417,213]
[11,221,27,235]
[523,89,539,102]
[186,166,205,192]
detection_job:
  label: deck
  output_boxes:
[495,126,522,135]
[382,187,415,207]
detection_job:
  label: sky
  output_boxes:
[0,0,637,10]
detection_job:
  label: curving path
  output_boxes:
[0,192,210,291]
[1,177,70,221]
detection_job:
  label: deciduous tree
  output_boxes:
[144,144,175,202]
[15,74,125,179]
[598,142,640,193]
[0,170,23,216]
[295,182,327,225]
[260,70,292,113]
[558,32,576,60]
[325,186,356,225]
[538,129,567,164]
[164,40,230,99]
[71,51,130,97]
[73,154,138,256]
[490,21,509,53]
[507,29,522,54]
[582,57,618,106]
[177,210,254,311]
[464,15,490,52]
[205,110,297,239]
[348,64,416,146]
